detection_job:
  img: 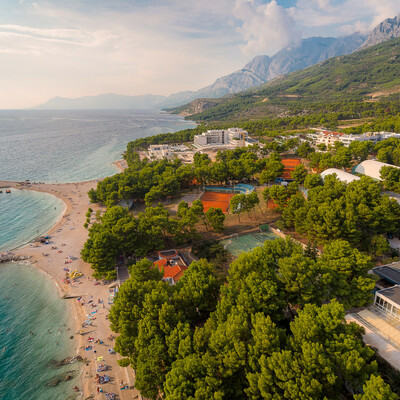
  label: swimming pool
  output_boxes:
[234,183,255,193]
[204,184,255,194]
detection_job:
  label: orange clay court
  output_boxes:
[282,158,301,167]
[282,158,301,179]
[200,192,233,213]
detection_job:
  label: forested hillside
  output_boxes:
[180,38,400,123]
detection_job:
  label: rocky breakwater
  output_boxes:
[0,253,31,263]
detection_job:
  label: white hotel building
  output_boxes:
[193,128,250,149]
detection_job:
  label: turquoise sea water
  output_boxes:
[0,263,79,400]
[0,189,64,251]
[0,110,194,399]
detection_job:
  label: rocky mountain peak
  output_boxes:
[360,15,400,49]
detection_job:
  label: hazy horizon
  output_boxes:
[1,0,400,109]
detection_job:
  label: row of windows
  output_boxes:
[375,295,400,321]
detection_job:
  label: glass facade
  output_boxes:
[375,294,400,323]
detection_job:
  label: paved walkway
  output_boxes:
[346,313,400,371]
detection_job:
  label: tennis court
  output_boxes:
[282,159,302,180]
[201,191,233,213]
[282,158,301,168]
[220,231,279,257]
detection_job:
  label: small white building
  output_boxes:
[315,131,343,147]
[354,160,400,181]
[320,168,360,184]
[170,144,189,152]
[148,144,172,160]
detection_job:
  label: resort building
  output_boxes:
[193,128,253,149]
[374,286,400,325]
[374,263,400,288]
[153,249,188,285]
[344,263,400,370]
[313,130,379,147]
[376,131,400,141]
[194,130,231,148]
[320,168,360,184]
[339,133,381,147]
[353,160,400,181]
[170,144,190,152]
[227,127,249,140]
[311,129,400,148]
[315,131,344,147]
[148,144,172,160]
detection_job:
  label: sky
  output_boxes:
[1,0,400,108]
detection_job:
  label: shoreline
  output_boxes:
[113,158,128,172]
[1,187,68,252]
[0,179,137,400]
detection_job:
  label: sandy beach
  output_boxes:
[0,180,138,400]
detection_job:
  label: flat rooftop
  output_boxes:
[379,285,400,305]
[373,263,400,285]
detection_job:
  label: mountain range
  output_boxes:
[35,15,400,110]
[183,36,400,123]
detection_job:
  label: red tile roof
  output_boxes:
[321,130,343,136]
[154,258,168,269]
[154,258,188,282]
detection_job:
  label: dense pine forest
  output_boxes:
[80,37,400,399]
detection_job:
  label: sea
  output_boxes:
[0,109,195,399]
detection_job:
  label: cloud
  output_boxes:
[0,1,249,108]
[234,0,301,55]
[2,0,400,108]
[293,0,400,35]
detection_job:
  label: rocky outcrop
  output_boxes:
[245,34,365,82]
[173,98,222,116]
[169,34,365,107]
[45,370,77,387]
[49,355,84,368]
[360,15,400,49]
[0,254,31,263]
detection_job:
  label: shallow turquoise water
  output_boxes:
[0,263,79,400]
[0,189,64,251]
